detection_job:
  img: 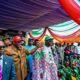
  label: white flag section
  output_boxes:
[30,28,45,37]
[49,20,80,36]
[74,0,80,6]
[49,20,78,31]
[50,26,80,36]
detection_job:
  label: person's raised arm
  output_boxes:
[25,42,43,54]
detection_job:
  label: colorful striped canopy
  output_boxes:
[29,20,80,43]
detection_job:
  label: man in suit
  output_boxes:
[0,40,16,80]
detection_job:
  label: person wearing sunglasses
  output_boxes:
[0,40,16,80]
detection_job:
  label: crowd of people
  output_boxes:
[0,35,80,80]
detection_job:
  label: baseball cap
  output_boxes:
[45,35,53,41]
[12,36,22,42]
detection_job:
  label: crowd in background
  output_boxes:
[0,35,80,80]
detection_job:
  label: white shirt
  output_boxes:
[75,46,80,54]
[43,46,54,63]
[0,55,3,72]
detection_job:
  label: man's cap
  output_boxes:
[28,38,34,41]
[12,36,22,42]
[58,69,64,73]
[74,69,78,74]
[2,36,11,41]
[45,35,53,41]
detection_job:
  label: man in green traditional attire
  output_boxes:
[32,35,58,80]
